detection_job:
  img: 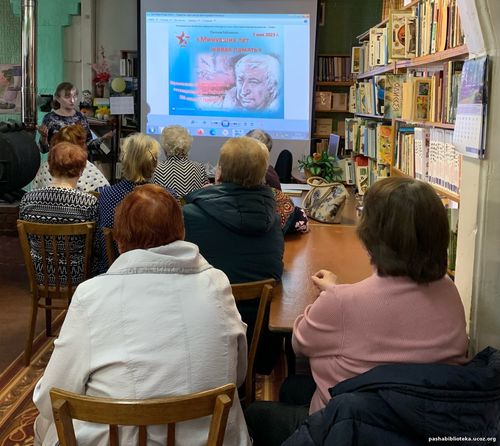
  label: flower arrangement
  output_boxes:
[91,46,111,86]
[298,151,343,183]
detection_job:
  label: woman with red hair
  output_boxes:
[33,184,250,446]
[19,142,97,286]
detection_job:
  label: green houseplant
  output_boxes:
[298,151,343,183]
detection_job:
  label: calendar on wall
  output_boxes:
[453,56,489,159]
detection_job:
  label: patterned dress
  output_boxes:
[40,111,92,152]
[152,155,209,198]
[272,188,309,234]
[19,187,98,286]
[31,161,109,192]
[95,180,178,274]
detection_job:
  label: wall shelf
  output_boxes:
[390,167,460,202]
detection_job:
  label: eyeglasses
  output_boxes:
[148,149,158,163]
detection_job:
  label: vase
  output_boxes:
[94,83,104,98]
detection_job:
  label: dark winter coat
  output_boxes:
[183,182,284,283]
[283,347,500,446]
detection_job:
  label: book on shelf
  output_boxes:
[331,93,348,111]
[376,124,393,166]
[315,118,333,135]
[345,118,359,152]
[317,55,352,82]
[389,9,415,60]
[315,91,332,111]
[351,46,362,74]
[339,158,355,185]
[348,85,357,113]
[369,27,388,67]
[373,75,386,116]
[315,138,329,153]
[337,120,346,137]
[413,77,432,121]
[354,155,370,195]
[394,126,415,175]
[414,126,430,181]
[384,74,405,119]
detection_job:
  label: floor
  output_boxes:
[0,234,45,371]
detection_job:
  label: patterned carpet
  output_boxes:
[0,323,285,445]
[0,329,57,446]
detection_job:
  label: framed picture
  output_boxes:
[0,64,21,114]
[319,1,326,26]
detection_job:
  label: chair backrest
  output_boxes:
[274,149,293,183]
[17,220,95,300]
[88,190,100,199]
[50,384,236,446]
[103,227,118,266]
[231,279,275,406]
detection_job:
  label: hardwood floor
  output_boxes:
[0,235,46,371]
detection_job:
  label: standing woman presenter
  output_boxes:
[38,82,93,153]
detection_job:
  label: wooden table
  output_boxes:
[269,224,372,332]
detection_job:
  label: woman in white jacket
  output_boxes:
[33,184,251,446]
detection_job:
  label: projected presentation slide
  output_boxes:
[145,12,310,140]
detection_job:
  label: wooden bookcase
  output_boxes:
[346,0,467,203]
[313,54,354,151]
[346,0,467,274]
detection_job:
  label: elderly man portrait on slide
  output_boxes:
[223,53,281,111]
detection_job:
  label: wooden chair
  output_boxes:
[88,190,100,199]
[50,384,236,446]
[231,279,275,406]
[103,227,118,266]
[17,220,95,366]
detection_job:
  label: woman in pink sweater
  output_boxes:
[245,177,468,445]
[294,177,468,412]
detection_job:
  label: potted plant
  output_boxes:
[91,46,111,97]
[298,151,343,183]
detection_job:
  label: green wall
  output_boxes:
[2,0,80,120]
[318,0,383,54]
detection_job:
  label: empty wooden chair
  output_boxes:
[231,279,275,406]
[50,384,236,446]
[17,220,95,365]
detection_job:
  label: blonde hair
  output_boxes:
[218,137,269,187]
[160,125,193,156]
[120,133,160,182]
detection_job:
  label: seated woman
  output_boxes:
[246,177,469,446]
[245,129,281,190]
[95,132,174,273]
[31,123,109,192]
[19,141,97,285]
[152,125,209,197]
[183,136,284,375]
[272,187,309,234]
[33,184,250,446]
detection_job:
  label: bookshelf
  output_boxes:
[313,54,354,151]
[345,0,467,201]
[346,0,468,276]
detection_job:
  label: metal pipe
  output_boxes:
[21,0,37,130]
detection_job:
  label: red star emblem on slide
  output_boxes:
[176,32,190,47]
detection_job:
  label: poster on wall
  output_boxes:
[0,64,22,114]
[453,56,489,159]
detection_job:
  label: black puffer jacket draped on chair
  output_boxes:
[283,347,500,446]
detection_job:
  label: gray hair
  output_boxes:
[160,125,193,157]
[246,129,273,152]
[235,54,280,100]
